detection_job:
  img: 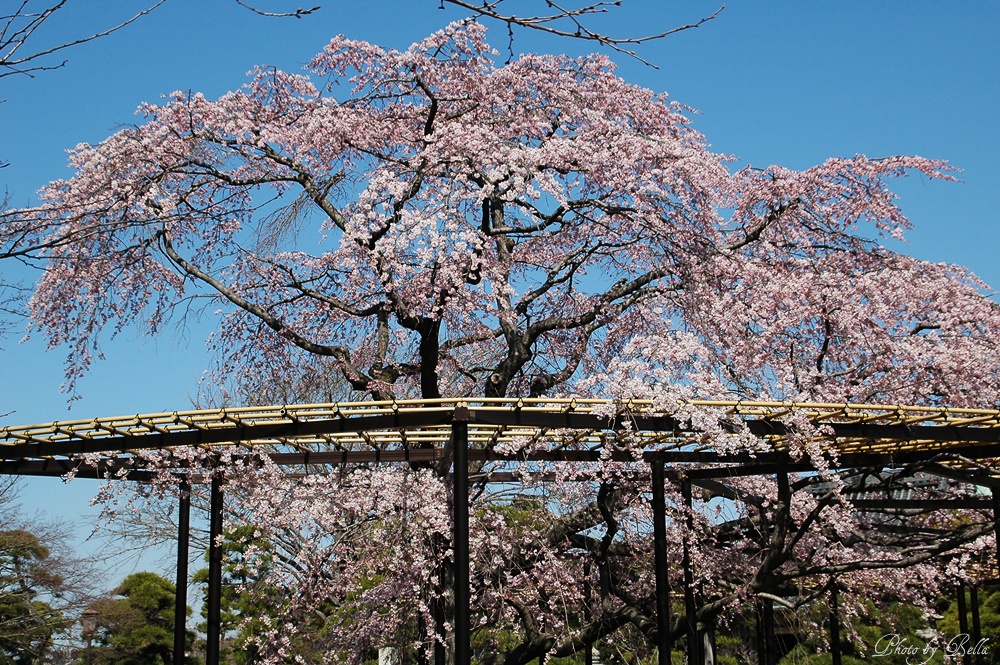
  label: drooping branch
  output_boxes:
[259,145,348,231]
[781,520,996,582]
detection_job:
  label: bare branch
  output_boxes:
[0,1,167,79]
[442,0,725,67]
[233,0,320,18]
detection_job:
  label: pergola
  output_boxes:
[3,398,1000,665]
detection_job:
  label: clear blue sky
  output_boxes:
[0,1,997,564]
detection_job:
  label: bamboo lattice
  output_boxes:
[1,398,998,463]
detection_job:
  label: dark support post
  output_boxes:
[173,479,191,665]
[971,586,983,665]
[760,598,776,665]
[829,584,841,665]
[681,479,698,664]
[584,562,593,665]
[759,459,789,665]
[206,472,224,665]
[651,461,671,665]
[994,493,1000,576]
[765,599,776,665]
[417,611,429,665]
[957,584,971,665]
[453,407,471,665]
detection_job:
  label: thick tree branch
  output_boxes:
[158,230,380,395]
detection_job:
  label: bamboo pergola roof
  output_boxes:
[5,399,994,665]
[1,399,999,479]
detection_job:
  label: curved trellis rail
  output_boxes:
[3,398,1000,665]
[3,398,1000,466]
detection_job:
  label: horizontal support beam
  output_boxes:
[5,445,1000,475]
[13,448,994,474]
[6,452,998,505]
[850,498,993,510]
[0,410,453,460]
[0,458,162,480]
[468,409,1000,443]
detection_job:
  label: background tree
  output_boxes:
[936,587,1000,664]
[84,572,194,665]
[191,526,283,665]
[0,480,98,665]
[0,529,67,664]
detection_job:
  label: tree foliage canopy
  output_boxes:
[16,21,1000,408]
[86,571,193,665]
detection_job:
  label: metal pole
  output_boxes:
[651,462,671,665]
[584,561,594,665]
[763,460,789,665]
[759,596,777,665]
[829,584,841,665]
[453,406,471,665]
[766,599,777,665]
[971,586,983,665]
[173,479,191,665]
[994,493,1000,576]
[681,479,698,664]
[957,583,971,665]
[417,610,429,665]
[206,472,224,665]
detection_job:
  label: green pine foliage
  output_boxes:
[84,572,196,665]
[193,526,291,665]
[936,587,1000,664]
[780,600,938,664]
[0,529,67,664]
